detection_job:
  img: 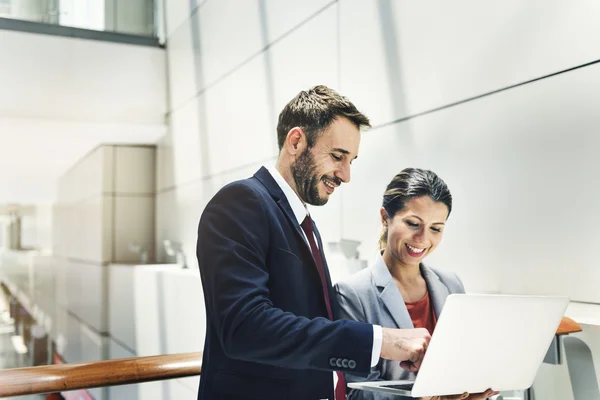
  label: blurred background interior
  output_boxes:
[0,0,599,399]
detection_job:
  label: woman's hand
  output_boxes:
[423,388,499,399]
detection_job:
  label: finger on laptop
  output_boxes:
[483,388,500,398]
[469,389,500,399]
[399,349,426,372]
[399,360,418,372]
[427,392,469,400]
[381,327,430,362]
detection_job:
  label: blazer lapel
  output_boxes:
[253,167,325,291]
[372,255,414,329]
[254,167,308,249]
[420,264,450,318]
[277,197,307,246]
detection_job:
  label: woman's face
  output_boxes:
[382,196,450,267]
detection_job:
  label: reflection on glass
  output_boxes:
[0,0,155,37]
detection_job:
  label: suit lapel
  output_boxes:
[254,167,308,250]
[253,167,327,293]
[372,255,414,329]
[420,264,450,318]
[277,197,308,247]
[371,253,452,326]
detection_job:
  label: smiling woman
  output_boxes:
[335,168,496,400]
[378,169,453,305]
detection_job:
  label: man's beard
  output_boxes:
[291,148,329,206]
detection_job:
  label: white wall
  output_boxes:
[11,204,54,251]
[34,204,54,252]
[159,0,600,397]
[159,0,600,296]
[19,214,36,249]
[54,144,156,265]
[0,29,165,124]
[107,264,203,400]
[0,28,166,203]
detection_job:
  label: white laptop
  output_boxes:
[349,294,569,398]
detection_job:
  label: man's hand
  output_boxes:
[380,327,431,372]
[424,388,500,399]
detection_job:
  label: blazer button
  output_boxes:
[329,357,337,367]
[348,360,356,369]
[342,359,349,368]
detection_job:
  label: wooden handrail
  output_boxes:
[0,352,202,398]
[0,317,583,398]
[556,316,583,335]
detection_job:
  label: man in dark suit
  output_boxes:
[197,85,431,400]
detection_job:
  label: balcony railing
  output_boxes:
[0,317,585,398]
[0,269,586,398]
[0,352,202,398]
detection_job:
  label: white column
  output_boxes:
[9,214,21,250]
[0,221,5,249]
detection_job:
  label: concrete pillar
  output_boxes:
[9,214,21,250]
[0,222,5,249]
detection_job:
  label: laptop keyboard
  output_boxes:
[381,383,414,391]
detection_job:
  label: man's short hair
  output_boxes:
[276,85,371,150]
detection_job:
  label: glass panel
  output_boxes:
[59,0,105,32]
[0,0,156,37]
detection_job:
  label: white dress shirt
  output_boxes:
[265,166,382,392]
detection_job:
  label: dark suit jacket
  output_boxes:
[196,167,373,400]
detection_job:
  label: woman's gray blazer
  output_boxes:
[334,254,466,400]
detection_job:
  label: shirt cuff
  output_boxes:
[371,324,383,367]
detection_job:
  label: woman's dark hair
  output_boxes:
[379,168,452,249]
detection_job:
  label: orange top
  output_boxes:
[405,291,437,335]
